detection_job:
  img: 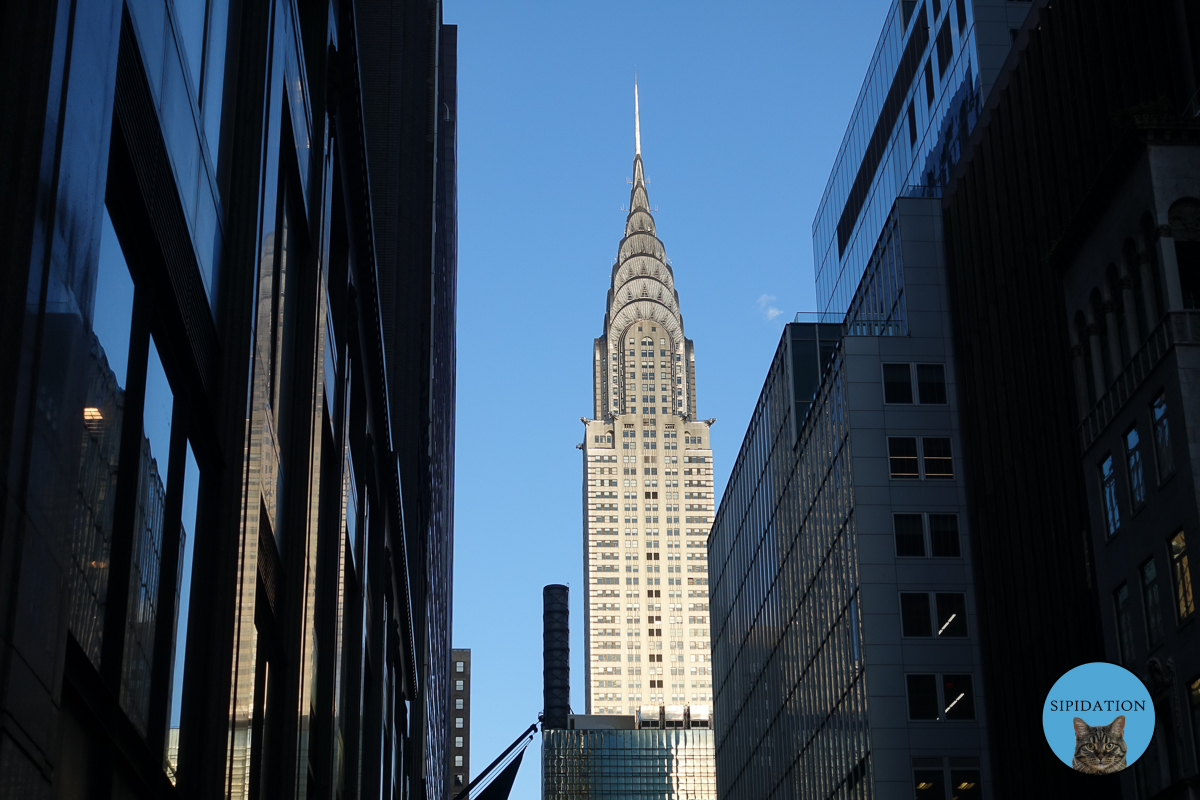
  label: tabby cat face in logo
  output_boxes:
[1072,715,1127,774]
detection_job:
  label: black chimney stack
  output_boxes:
[542,584,570,729]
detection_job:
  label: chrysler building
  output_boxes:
[581,84,714,717]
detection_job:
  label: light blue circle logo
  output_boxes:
[1043,662,1153,774]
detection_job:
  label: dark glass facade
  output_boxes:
[813,0,1037,316]
[542,729,716,800]
[0,1,456,799]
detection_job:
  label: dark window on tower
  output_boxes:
[901,593,933,637]
[901,0,919,28]
[922,438,954,479]
[924,59,935,105]
[935,16,954,76]
[1126,426,1146,510]
[883,363,913,403]
[1169,530,1194,622]
[1114,584,1137,666]
[907,675,940,720]
[929,514,960,557]
[1100,454,1121,536]
[936,593,968,636]
[913,769,946,800]
[1142,558,1165,647]
[931,0,942,20]
[917,364,947,404]
[1189,676,1200,768]
[889,438,920,479]
[907,101,918,147]
[894,514,926,557]
[956,0,967,32]
[1152,394,1174,481]
[943,674,975,719]
[1176,241,1200,309]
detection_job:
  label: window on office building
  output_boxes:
[455,756,463,767]
[1169,531,1194,622]
[924,59,935,105]
[894,514,925,557]
[456,661,464,672]
[1100,454,1121,536]
[456,698,464,710]
[935,16,954,76]
[455,717,463,729]
[956,0,967,31]
[1189,675,1200,768]
[889,437,920,478]
[936,593,968,637]
[923,438,954,478]
[455,680,464,691]
[930,514,960,557]
[913,768,945,800]
[1152,393,1174,481]
[908,101,918,147]
[883,363,914,403]
[1142,558,1165,647]
[901,593,933,637]
[917,364,947,404]
[1125,426,1146,510]
[1114,583,1137,666]
[455,737,463,748]
[943,674,975,719]
[907,675,940,720]
[950,769,982,799]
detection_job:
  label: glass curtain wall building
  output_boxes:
[709,199,990,799]
[0,0,456,799]
[543,723,716,800]
[813,0,1036,316]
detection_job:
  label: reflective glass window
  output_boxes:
[1114,583,1136,666]
[66,209,137,667]
[1100,454,1120,536]
[1152,394,1174,481]
[922,438,954,479]
[1169,531,1194,622]
[1125,426,1145,510]
[882,363,913,403]
[1141,559,1164,648]
[913,769,946,800]
[889,437,919,478]
[907,674,939,720]
[894,514,925,557]
[930,514,960,557]
[935,593,967,637]
[943,674,975,720]
[901,593,933,637]
[917,364,947,404]
[950,769,982,799]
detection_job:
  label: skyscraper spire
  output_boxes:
[634,75,641,156]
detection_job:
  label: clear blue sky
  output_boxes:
[449,2,891,796]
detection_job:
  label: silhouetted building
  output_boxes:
[942,1,1200,795]
[0,1,456,798]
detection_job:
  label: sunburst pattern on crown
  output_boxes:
[591,125,697,420]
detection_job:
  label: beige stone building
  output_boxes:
[581,87,714,717]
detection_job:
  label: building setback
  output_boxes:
[581,85,714,717]
[941,0,1200,795]
[710,199,990,799]
[0,1,456,798]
